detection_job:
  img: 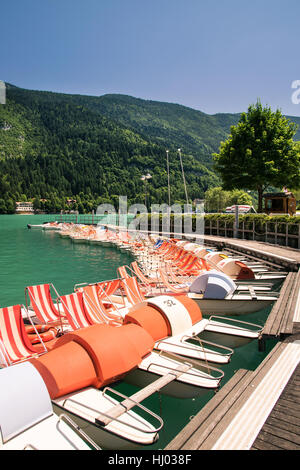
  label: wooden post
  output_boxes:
[234,206,239,238]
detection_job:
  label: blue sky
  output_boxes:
[1,0,300,116]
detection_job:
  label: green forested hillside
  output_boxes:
[0,83,299,214]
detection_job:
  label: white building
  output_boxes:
[15,202,34,214]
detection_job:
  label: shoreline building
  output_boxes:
[15,201,34,214]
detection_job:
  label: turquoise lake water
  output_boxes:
[0,215,278,450]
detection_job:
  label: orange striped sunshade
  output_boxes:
[26,284,60,324]
[80,285,109,324]
[0,305,39,365]
[118,265,130,279]
[97,279,121,299]
[121,277,145,305]
[60,292,93,331]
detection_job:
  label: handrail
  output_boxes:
[61,392,163,436]
[57,413,101,450]
[99,387,164,432]
[179,335,234,357]
[147,351,224,381]
[207,315,263,332]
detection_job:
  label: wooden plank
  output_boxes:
[263,273,295,337]
[167,343,287,450]
[165,369,250,450]
[267,409,300,428]
[273,402,300,419]
[281,273,299,335]
[259,423,300,447]
[252,429,300,450]
[96,363,191,426]
[274,274,295,335]
[264,415,300,438]
[252,437,283,450]
[292,269,300,324]
[201,341,300,450]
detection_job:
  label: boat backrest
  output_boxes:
[0,305,37,365]
[121,277,145,305]
[131,262,151,285]
[189,270,237,299]
[118,265,130,279]
[158,269,187,293]
[97,279,121,299]
[26,284,60,323]
[60,292,92,330]
[80,285,107,324]
[0,361,52,443]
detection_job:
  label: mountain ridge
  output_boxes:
[0,83,299,213]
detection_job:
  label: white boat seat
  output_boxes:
[0,362,52,443]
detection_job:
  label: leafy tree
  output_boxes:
[204,187,230,212]
[227,189,253,206]
[213,101,300,212]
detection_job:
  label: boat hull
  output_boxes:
[52,403,156,451]
[197,328,258,349]
[124,367,216,399]
[71,237,88,244]
[188,294,275,316]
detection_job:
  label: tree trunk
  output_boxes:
[257,185,263,213]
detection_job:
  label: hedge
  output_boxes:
[137,213,300,237]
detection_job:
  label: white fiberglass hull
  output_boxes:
[27,224,45,229]
[124,352,222,399]
[71,237,89,244]
[188,293,276,316]
[59,232,71,238]
[1,413,94,450]
[198,319,262,349]
[88,239,106,245]
[53,387,160,450]
[43,226,61,231]
[153,320,232,365]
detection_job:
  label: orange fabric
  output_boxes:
[118,266,130,279]
[124,305,171,341]
[235,261,255,280]
[0,305,38,364]
[32,336,60,353]
[25,324,59,344]
[121,277,145,305]
[97,279,120,298]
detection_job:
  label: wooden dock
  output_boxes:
[202,235,300,271]
[164,237,300,451]
[165,335,300,450]
[262,269,300,339]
